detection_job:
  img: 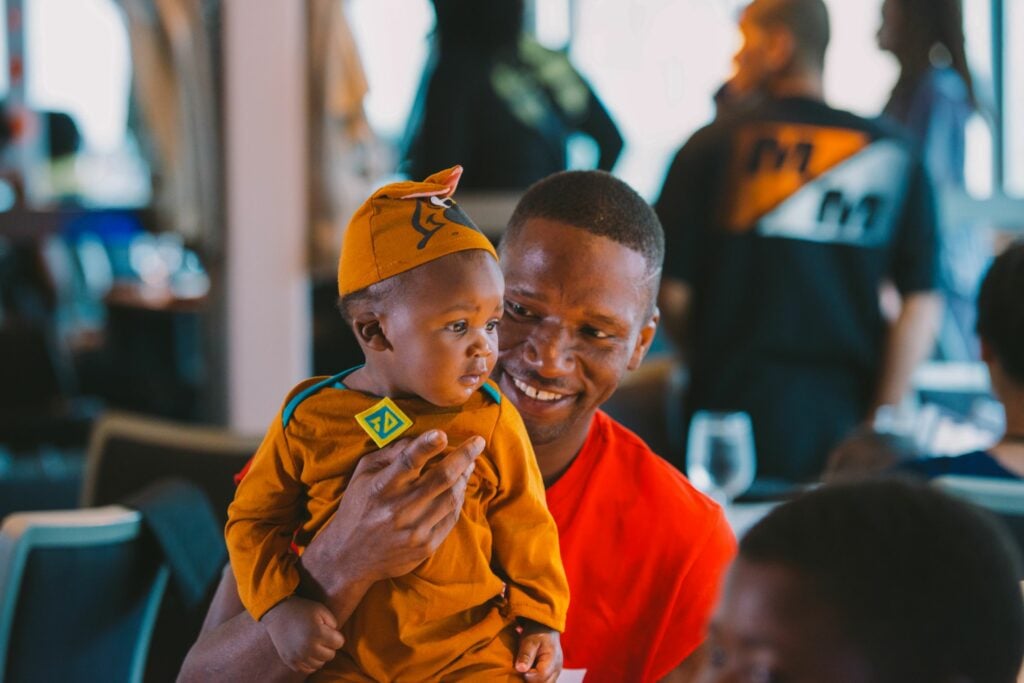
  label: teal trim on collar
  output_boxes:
[480,382,502,404]
[332,364,364,389]
[282,365,364,428]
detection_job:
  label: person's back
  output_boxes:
[225,166,568,680]
[402,0,622,191]
[898,240,1024,481]
[656,0,941,481]
[878,0,985,362]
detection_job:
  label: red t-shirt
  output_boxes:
[546,411,736,682]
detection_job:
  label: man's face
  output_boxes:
[876,0,900,53]
[730,10,774,97]
[697,559,875,683]
[494,217,657,452]
[380,250,504,407]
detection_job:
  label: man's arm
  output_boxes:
[177,430,482,683]
[657,278,694,357]
[869,291,943,417]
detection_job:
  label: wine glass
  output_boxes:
[686,411,757,505]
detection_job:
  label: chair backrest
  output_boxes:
[0,505,169,683]
[81,411,261,526]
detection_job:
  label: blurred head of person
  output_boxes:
[700,479,1024,683]
[431,0,523,55]
[877,0,976,107]
[730,0,829,98]
[977,241,1024,401]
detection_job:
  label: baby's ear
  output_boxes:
[353,315,391,352]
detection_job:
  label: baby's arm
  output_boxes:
[261,596,344,674]
[225,409,317,620]
[485,405,570,679]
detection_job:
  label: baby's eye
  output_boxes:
[447,321,468,333]
[485,319,500,332]
[582,326,611,340]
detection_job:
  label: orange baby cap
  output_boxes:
[337,165,498,296]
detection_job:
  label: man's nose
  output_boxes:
[524,321,574,376]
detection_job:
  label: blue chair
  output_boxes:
[0,505,169,683]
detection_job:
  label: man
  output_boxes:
[179,170,735,682]
[656,0,943,482]
[699,479,1024,682]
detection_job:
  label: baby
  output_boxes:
[225,166,568,681]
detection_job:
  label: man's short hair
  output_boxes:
[504,170,665,291]
[748,0,830,70]
[741,480,1024,683]
[977,240,1024,385]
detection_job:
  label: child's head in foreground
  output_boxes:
[703,478,1024,683]
[337,166,503,407]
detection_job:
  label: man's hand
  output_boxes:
[300,429,484,608]
[260,596,344,674]
[515,620,562,682]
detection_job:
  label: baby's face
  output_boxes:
[382,250,504,407]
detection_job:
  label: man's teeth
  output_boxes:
[513,378,563,402]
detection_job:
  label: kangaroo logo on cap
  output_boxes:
[356,397,413,447]
[411,196,483,249]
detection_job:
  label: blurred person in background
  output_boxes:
[699,479,1024,683]
[878,0,989,361]
[401,0,622,191]
[656,0,943,483]
[895,241,1024,479]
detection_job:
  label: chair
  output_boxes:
[81,411,261,526]
[79,412,260,681]
[0,505,169,683]
[933,475,1024,574]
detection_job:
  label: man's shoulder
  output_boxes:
[592,412,726,528]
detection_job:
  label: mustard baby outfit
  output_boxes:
[225,167,569,681]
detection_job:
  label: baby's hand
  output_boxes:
[514,619,562,682]
[261,596,345,674]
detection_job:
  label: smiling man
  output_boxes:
[494,172,735,681]
[180,170,734,683]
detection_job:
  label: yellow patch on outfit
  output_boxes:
[355,396,414,447]
[726,124,871,232]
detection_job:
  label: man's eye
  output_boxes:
[505,301,532,317]
[447,321,468,333]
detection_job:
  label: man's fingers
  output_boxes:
[416,454,474,537]
[393,429,449,473]
[417,435,483,497]
[515,637,540,673]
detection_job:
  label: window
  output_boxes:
[1006,0,1024,196]
[24,0,148,206]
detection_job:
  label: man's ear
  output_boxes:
[627,307,660,371]
[353,315,391,352]
[766,26,796,72]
